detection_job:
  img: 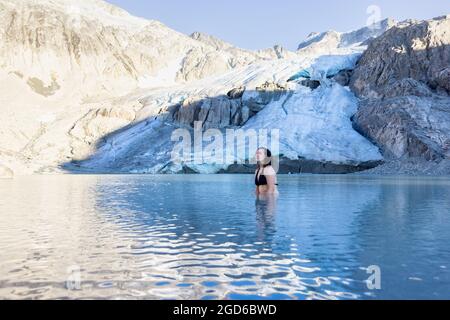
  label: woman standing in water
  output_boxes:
[254,147,279,195]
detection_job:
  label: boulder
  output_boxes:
[300,79,321,90]
[256,81,288,92]
[244,81,290,112]
[170,81,292,130]
[332,69,353,86]
[172,95,247,129]
[173,96,204,127]
[227,86,246,99]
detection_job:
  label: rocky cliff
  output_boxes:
[350,15,450,172]
[297,18,396,55]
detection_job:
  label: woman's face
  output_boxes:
[255,149,267,162]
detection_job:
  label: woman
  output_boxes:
[254,147,278,195]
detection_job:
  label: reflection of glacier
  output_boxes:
[1,175,450,299]
[0,176,140,299]
[91,175,385,299]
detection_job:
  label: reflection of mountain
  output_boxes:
[0,175,140,299]
[91,175,386,299]
[1,175,449,299]
[273,176,383,271]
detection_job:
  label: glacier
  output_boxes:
[68,53,383,174]
[0,0,389,175]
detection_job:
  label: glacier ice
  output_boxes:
[0,0,387,174]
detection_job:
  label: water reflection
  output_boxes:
[255,194,277,244]
[0,175,449,299]
[350,178,450,299]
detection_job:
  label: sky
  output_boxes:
[106,0,449,50]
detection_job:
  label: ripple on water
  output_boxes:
[1,175,450,299]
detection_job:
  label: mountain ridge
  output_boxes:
[1,0,447,176]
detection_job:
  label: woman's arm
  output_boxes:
[264,166,277,194]
[266,174,277,194]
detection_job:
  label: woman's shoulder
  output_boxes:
[264,166,277,175]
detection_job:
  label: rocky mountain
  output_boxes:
[0,0,265,174]
[0,0,447,176]
[351,15,450,170]
[297,18,396,55]
[191,31,297,60]
[1,0,266,94]
[64,34,385,173]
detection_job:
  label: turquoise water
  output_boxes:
[0,175,449,299]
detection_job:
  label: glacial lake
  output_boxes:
[0,174,449,300]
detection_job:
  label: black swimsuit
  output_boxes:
[255,167,278,186]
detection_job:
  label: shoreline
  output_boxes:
[3,158,450,178]
[352,158,450,176]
